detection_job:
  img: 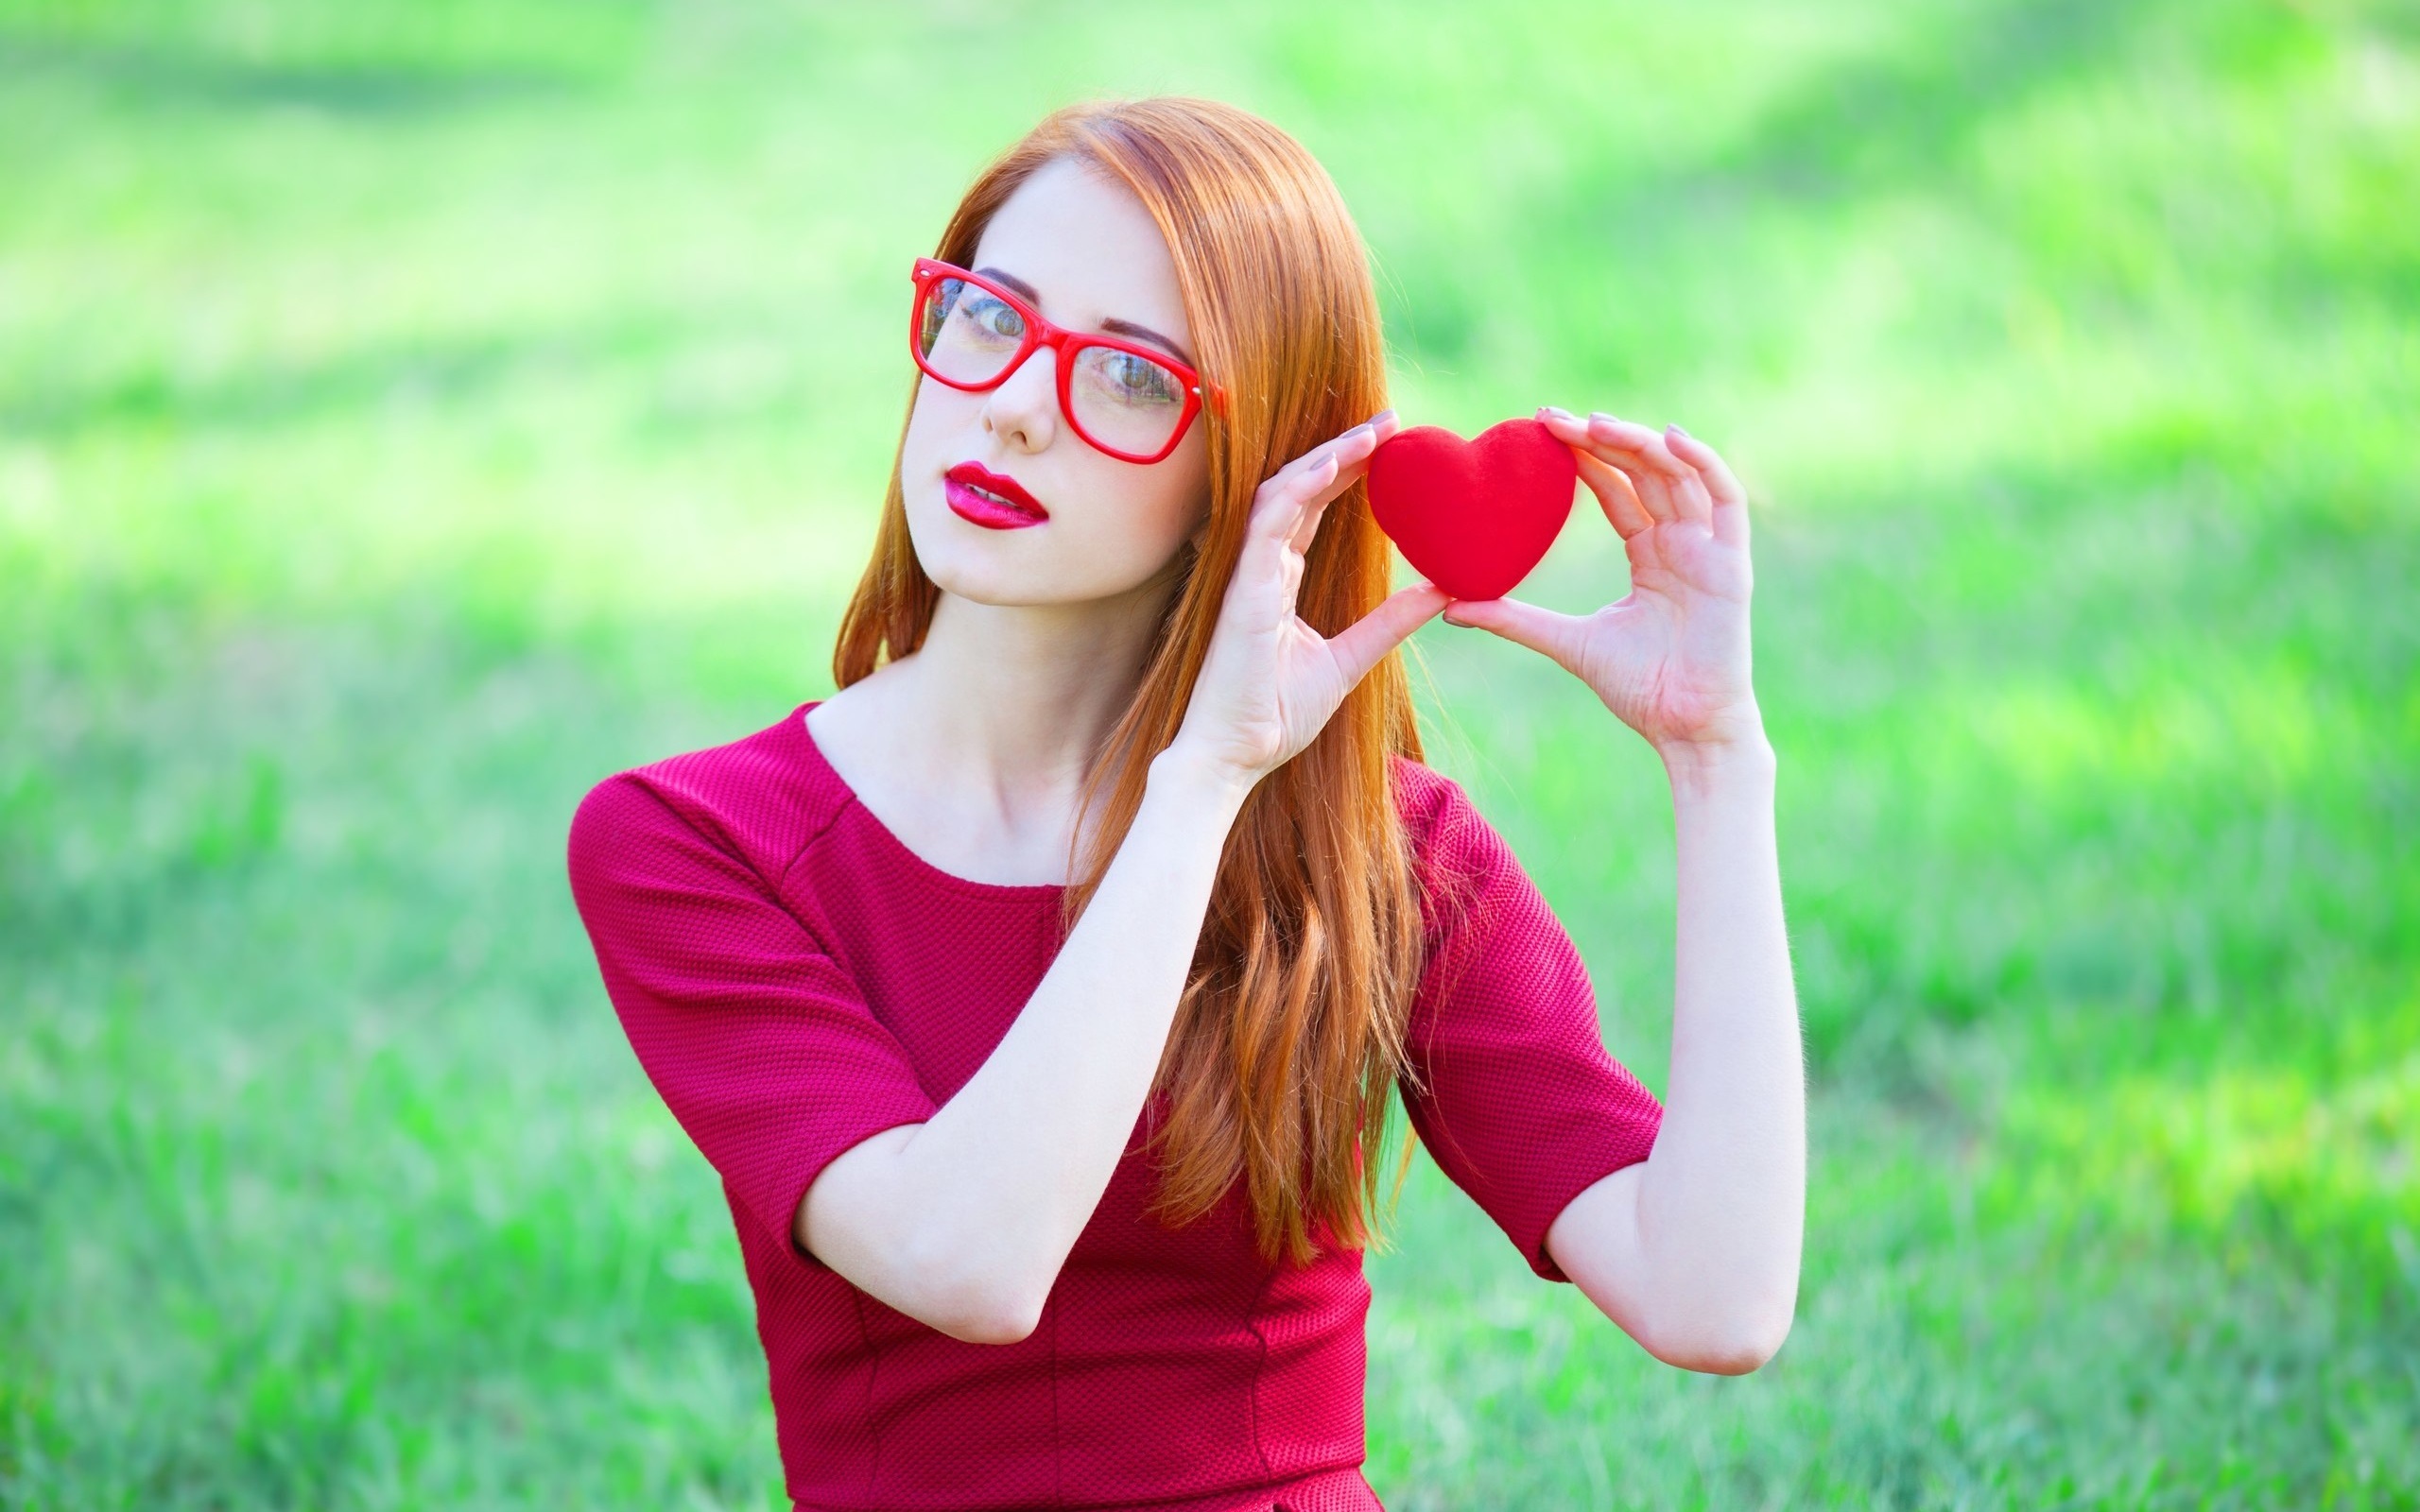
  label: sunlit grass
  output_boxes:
[3,0,2414,1506]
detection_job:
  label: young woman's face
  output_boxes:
[897,155,1214,609]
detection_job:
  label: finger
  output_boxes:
[1662,424,1751,550]
[1274,408,1399,494]
[1437,593,1590,669]
[1582,413,1713,526]
[1288,455,1346,554]
[1277,413,1405,553]
[1288,448,1379,557]
[1538,404,1597,454]
[1255,412,1392,542]
[1574,448,1654,539]
[1299,418,1406,546]
[1542,407,1647,536]
[1543,407,1667,534]
[1542,406,1684,525]
[1324,579,1451,688]
[1250,450,1340,553]
[1317,411,1398,495]
[1288,465,1368,556]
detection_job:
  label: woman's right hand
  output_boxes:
[1166,409,1451,789]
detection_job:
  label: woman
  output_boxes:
[568,95,1802,1512]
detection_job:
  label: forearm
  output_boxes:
[890,746,1253,1327]
[1633,730,1805,1366]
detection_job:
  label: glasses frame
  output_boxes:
[908,256,1226,465]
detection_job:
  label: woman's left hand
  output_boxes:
[1441,407,1763,759]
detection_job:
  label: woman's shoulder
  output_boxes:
[1384,751,1520,919]
[567,703,845,882]
[1385,750,1491,851]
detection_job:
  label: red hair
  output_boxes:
[832,95,1432,1267]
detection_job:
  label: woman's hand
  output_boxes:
[1167,409,1451,787]
[1442,408,1762,761]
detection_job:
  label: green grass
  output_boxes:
[3,1,2414,1506]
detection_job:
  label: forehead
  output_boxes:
[969,156,1190,343]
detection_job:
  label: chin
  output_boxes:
[908,498,1186,608]
[923,545,1169,611]
[926,567,1054,608]
[911,524,1061,607]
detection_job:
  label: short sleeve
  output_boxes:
[1397,769,1665,1283]
[566,772,940,1268]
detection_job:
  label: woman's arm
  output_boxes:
[795,745,1252,1344]
[1544,731,1802,1373]
[798,411,1449,1343]
[1439,409,1805,1373]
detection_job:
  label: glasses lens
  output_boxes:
[1070,342,1189,457]
[917,276,1027,385]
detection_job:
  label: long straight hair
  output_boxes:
[833,95,1432,1267]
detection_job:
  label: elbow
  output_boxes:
[933,1290,1044,1347]
[1644,1307,1795,1376]
[799,1136,1048,1346]
[1665,1332,1784,1376]
[903,1234,1046,1347]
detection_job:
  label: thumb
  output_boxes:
[1329,580,1452,687]
[1442,594,1587,665]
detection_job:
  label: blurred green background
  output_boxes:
[3,0,2414,1506]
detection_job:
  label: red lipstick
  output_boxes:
[945,461,1049,530]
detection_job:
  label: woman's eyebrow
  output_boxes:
[975,265,1197,368]
[1098,317,1195,368]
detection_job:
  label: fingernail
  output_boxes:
[1544,405,1577,421]
[1668,422,1691,439]
[1371,408,1396,426]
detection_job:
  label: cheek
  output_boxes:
[1128,431,1213,541]
[1099,468,1209,563]
[901,381,963,461]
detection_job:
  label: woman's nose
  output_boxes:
[981,344,1060,452]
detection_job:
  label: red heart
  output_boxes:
[1364,418,1578,602]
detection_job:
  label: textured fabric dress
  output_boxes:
[565,701,1666,1511]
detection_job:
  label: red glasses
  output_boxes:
[908,256,1225,464]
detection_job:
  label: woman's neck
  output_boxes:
[811,576,1180,885]
[903,583,1168,785]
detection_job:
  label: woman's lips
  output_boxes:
[943,462,1048,530]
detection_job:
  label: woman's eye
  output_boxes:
[959,294,1023,343]
[1097,351,1179,403]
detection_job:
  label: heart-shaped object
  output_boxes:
[1364,418,1577,602]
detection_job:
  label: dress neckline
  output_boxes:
[790,701,1070,902]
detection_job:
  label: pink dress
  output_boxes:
[566,701,1665,1511]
